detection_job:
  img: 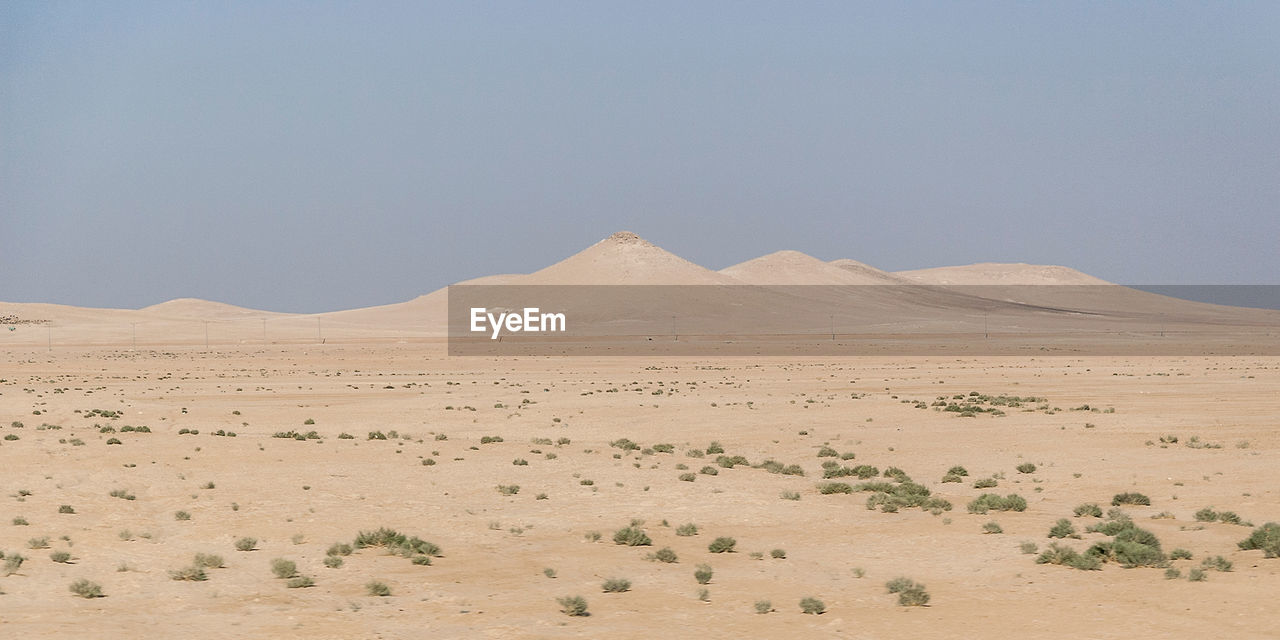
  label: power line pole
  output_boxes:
[830,314,835,341]
[204,321,209,350]
[131,322,137,350]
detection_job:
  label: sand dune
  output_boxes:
[721,250,891,285]
[896,262,1112,286]
[522,231,742,286]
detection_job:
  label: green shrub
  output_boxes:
[69,579,103,598]
[973,477,998,489]
[613,526,651,546]
[1188,567,1207,581]
[780,491,801,501]
[1016,463,1036,474]
[708,537,736,553]
[694,564,713,584]
[1194,507,1218,522]
[234,537,257,552]
[366,580,391,596]
[1169,548,1192,560]
[323,555,344,568]
[771,548,786,559]
[602,577,631,593]
[50,550,72,564]
[286,575,315,588]
[497,484,519,495]
[1073,503,1103,517]
[1201,555,1233,572]
[557,595,589,616]
[754,600,773,614]
[946,465,969,477]
[818,482,853,494]
[1112,492,1150,506]
[58,505,75,514]
[983,521,1003,534]
[1238,522,1280,557]
[327,542,353,556]
[169,565,208,581]
[898,585,930,606]
[1048,519,1077,539]
[799,597,825,614]
[4,553,26,576]
[967,493,1027,514]
[676,523,698,536]
[194,553,224,568]
[270,558,298,579]
[652,547,678,563]
[174,510,191,521]
[705,441,724,454]
[1164,567,1181,579]
[678,473,696,482]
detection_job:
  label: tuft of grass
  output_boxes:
[234,537,257,552]
[1073,503,1103,518]
[69,579,103,598]
[983,521,1003,534]
[1111,492,1151,506]
[1016,463,1036,474]
[780,491,801,501]
[799,596,825,614]
[50,550,72,564]
[270,558,298,579]
[675,523,699,536]
[366,580,391,596]
[966,493,1027,514]
[651,547,678,563]
[194,553,224,568]
[169,565,208,581]
[174,511,191,521]
[1201,555,1233,572]
[58,505,75,514]
[324,556,344,569]
[286,575,315,588]
[3,553,26,576]
[602,577,631,593]
[708,537,736,553]
[612,526,651,547]
[754,600,773,614]
[694,564,713,584]
[1048,519,1077,539]
[1188,567,1207,582]
[557,595,589,616]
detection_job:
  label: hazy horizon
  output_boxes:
[4,3,1277,313]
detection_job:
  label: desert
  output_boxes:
[2,233,1278,639]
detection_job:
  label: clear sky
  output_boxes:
[3,2,1277,312]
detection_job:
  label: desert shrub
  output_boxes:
[780,491,801,501]
[652,443,674,453]
[169,565,208,581]
[324,556,344,568]
[946,465,969,477]
[12,517,28,526]
[799,597,825,614]
[898,584,930,606]
[558,595,589,616]
[699,465,719,476]
[1169,548,1192,560]
[1194,507,1218,522]
[1201,555,1233,572]
[817,446,838,457]
[678,473,696,482]
[1238,522,1280,557]
[1165,567,1182,579]
[694,564,714,585]
[1016,463,1036,474]
[983,521,1003,534]
[1036,542,1100,570]
[3,553,25,576]
[754,600,773,614]
[366,580,391,596]
[708,537,736,553]
[194,553,224,568]
[58,505,75,514]
[613,526,652,547]
[234,537,257,552]
[967,493,1027,514]
[327,542,353,556]
[1048,519,1077,539]
[676,523,698,536]
[270,558,298,579]
[174,510,191,521]
[29,537,50,549]
[819,482,853,494]
[1218,511,1243,525]
[1188,568,1207,581]
[602,577,631,593]
[1019,541,1038,554]
[353,528,441,558]
[973,477,998,489]
[1074,503,1103,518]
[69,579,103,598]
[1112,492,1151,506]
[705,441,724,454]
[652,547,678,563]
[286,575,315,588]
[771,548,786,559]
[50,550,72,563]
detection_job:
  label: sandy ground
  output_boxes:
[1,342,1277,639]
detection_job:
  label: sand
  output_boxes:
[2,232,1278,639]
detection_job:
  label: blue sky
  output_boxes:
[3,2,1277,312]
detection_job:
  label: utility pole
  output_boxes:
[830,314,835,341]
[47,326,52,352]
[204,321,209,350]
[984,313,989,340]
[672,315,677,342]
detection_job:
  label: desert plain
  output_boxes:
[2,234,1278,639]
